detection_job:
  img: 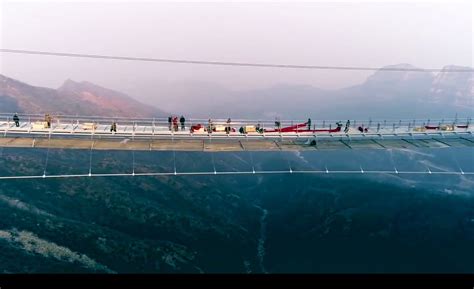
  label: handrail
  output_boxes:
[0,112,470,128]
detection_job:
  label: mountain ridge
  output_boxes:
[0,74,166,117]
[1,63,472,119]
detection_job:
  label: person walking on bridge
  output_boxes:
[208,118,213,133]
[307,118,312,130]
[168,116,172,131]
[180,115,186,131]
[225,118,231,134]
[45,114,52,129]
[172,116,178,132]
[13,113,20,127]
[110,122,117,133]
[344,120,350,133]
[275,117,281,131]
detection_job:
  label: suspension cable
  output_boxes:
[1,49,473,72]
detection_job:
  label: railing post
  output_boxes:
[4,116,9,136]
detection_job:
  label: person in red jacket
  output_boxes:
[172,116,178,132]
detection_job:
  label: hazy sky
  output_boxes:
[1,0,472,103]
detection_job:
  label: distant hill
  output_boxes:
[150,64,473,120]
[0,74,167,117]
[0,148,473,273]
[1,63,472,120]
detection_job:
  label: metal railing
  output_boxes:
[0,112,472,139]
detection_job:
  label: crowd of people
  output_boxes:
[168,115,186,132]
[9,114,370,135]
[13,113,53,128]
[342,120,370,133]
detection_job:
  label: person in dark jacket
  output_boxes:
[225,118,231,134]
[307,118,312,130]
[13,113,20,127]
[207,119,213,133]
[256,122,263,134]
[180,115,186,131]
[110,122,117,133]
[344,120,350,133]
[275,119,281,130]
[168,116,172,131]
[45,114,52,128]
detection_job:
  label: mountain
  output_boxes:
[145,64,473,120]
[0,70,473,273]
[0,147,473,273]
[431,65,474,108]
[0,74,166,117]
[1,63,472,120]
